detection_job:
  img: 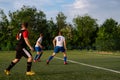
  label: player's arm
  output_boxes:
[24,38,34,51]
[16,33,19,40]
[53,38,56,47]
[23,31,34,51]
[37,41,43,48]
[63,40,67,50]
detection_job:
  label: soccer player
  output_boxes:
[46,31,67,64]
[33,33,43,62]
[4,22,35,76]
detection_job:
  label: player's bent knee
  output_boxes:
[13,59,20,63]
[28,57,33,62]
[52,53,56,56]
[63,53,67,56]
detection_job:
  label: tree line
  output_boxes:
[0,6,120,51]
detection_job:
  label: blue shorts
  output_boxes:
[54,46,65,53]
[35,47,42,52]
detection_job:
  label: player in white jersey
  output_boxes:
[33,33,43,62]
[47,31,67,64]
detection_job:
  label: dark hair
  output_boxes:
[40,33,43,36]
[58,31,62,35]
[22,22,28,28]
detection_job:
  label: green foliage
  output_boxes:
[0,6,120,51]
[0,9,10,50]
[0,6,53,50]
[61,24,74,49]
[73,15,98,49]
[8,6,47,46]
[56,12,67,31]
[95,18,120,51]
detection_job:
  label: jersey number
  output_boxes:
[58,37,61,41]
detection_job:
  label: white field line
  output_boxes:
[55,57,120,74]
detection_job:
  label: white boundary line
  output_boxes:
[55,57,120,74]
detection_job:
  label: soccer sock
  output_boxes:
[27,62,32,72]
[6,62,16,71]
[34,54,38,60]
[64,57,67,62]
[36,54,40,60]
[48,56,54,62]
[39,52,43,58]
[37,52,43,60]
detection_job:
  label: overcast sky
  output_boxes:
[0,0,120,24]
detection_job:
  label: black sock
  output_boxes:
[38,53,43,59]
[6,62,16,71]
[27,62,32,72]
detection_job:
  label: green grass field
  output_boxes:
[1,50,120,80]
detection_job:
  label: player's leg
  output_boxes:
[34,47,39,61]
[26,57,35,75]
[37,51,43,62]
[4,59,20,75]
[4,51,21,75]
[6,59,20,70]
[61,47,67,64]
[34,47,42,62]
[34,51,40,62]
[63,52,67,64]
[46,46,59,64]
[46,52,56,64]
[22,48,35,75]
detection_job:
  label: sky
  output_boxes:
[0,0,120,25]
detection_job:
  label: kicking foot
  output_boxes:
[4,70,10,75]
[33,60,37,63]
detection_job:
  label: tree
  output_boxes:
[73,15,98,49]
[61,24,74,49]
[56,12,67,31]
[0,9,10,50]
[8,6,38,47]
[40,18,58,49]
[0,6,48,50]
[95,18,119,51]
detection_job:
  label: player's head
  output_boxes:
[40,33,43,37]
[21,22,28,28]
[58,31,62,35]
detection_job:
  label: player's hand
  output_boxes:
[40,46,43,49]
[53,45,56,48]
[65,47,67,50]
[30,47,34,51]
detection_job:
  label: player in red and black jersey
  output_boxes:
[4,22,35,76]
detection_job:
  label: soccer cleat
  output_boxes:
[37,59,41,62]
[64,62,68,65]
[46,60,49,64]
[4,70,10,75]
[26,71,35,76]
[33,60,37,63]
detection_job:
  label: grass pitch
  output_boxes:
[0,50,120,80]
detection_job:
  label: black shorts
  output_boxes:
[16,48,32,59]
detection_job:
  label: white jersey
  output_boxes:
[55,36,65,47]
[35,37,42,47]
